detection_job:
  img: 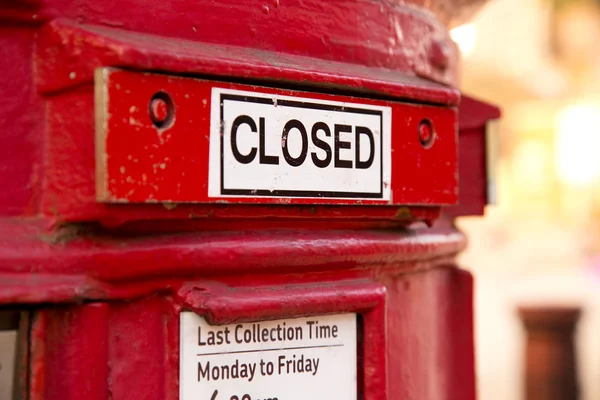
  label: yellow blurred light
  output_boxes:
[555,104,600,186]
[513,140,550,193]
[450,24,477,56]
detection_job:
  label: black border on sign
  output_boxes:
[219,93,384,199]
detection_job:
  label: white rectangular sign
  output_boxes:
[180,312,357,400]
[209,88,392,200]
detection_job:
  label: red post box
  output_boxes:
[0,1,499,399]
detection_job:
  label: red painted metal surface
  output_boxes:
[0,218,474,399]
[99,69,458,206]
[0,0,497,399]
[36,19,461,103]
[0,221,466,291]
[13,16,462,226]
[0,25,42,217]
[27,265,474,400]
[0,0,468,222]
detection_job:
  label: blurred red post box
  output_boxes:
[0,1,498,399]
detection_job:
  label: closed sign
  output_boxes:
[209,88,391,200]
[97,68,459,206]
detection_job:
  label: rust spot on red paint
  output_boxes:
[393,207,413,220]
[38,224,92,245]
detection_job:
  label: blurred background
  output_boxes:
[454,0,600,398]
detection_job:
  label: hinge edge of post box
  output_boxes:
[458,95,501,129]
[34,18,460,107]
[443,94,501,218]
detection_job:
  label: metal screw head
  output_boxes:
[418,119,435,148]
[150,98,168,123]
[149,92,174,128]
